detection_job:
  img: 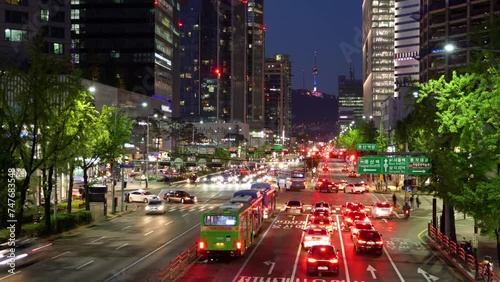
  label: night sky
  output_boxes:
[264,1,363,96]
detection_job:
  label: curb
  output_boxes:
[425,235,476,282]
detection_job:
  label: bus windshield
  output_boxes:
[203,215,237,226]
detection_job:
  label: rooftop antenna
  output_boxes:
[312,51,318,91]
[349,57,354,80]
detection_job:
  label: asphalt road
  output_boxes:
[0,159,467,282]
[0,181,248,282]
[180,159,467,282]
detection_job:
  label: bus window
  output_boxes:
[203,215,237,226]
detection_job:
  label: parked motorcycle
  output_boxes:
[460,237,473,255]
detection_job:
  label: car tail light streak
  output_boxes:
[346,218,353,222]
[358,239,366,244]
[235,241,242,249]
[198,241,205,249]
[305,236,312,241]
[329,258,339,263]
[307,258,317,263]
[376,240,383,245]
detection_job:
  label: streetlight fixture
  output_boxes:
[444,43,500,53]
[138,121,150,188]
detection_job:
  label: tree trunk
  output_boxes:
[15,177,30,237]
[67,163,74,214]
[83,165,90,211]
[44,167,53,234]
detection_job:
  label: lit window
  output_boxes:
[53,43,64,54]
[41,9,49,21]
[5,29,28,42]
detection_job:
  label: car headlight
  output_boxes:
[158,205,164,210]
[145,206,151,210]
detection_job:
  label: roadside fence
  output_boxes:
[427,223,499,282]
[146,242,200,282]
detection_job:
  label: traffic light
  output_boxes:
[350,154,356,161]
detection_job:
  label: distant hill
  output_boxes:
[291,89,339,141]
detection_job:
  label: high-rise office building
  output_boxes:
[394,0,419,91]
[338,68,363,127]
[362,0,395,126]
[420,0,500,83]
[264,54,292,145]
[71,0,179,115]
[178,0,264,130]
[0,1,71,67]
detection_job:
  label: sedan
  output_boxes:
[308,217,335,233]
[163,190,197,204]
[350,221,375,239]
[128,190,159,203]
[316,179,338,193]
[348,171,357,178]
[371,201,393,219]
[306,245,340,276]
[353,230,384,255]
[344,183,365,194]
[343,211,370,230]
[302,227,331,249]
[0,238,52,270]
[145,199,165,214]
[285,200,304,214]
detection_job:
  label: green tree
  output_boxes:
[375,124,389,153]
[337,128,363,153]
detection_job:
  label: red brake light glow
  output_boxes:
[329,258,339,263]
[307,258,317,263]
[236,241,242,249]
[199,241,205,249]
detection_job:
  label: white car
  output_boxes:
[371,201,393,219]
[302,227,331,249]
[311,201,332,213]
[128,190,159,203]
[344,183,365,194]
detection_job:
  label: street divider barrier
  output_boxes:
[427,223,499,282]
[147,242,199,282]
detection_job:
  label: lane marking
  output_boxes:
[116,243,128,250]
[182,213,189,217]
[144,230,154,236]
[76,260,94,270]
[290,214,309,281]
[103,224,200,282]
[90,236,105,243]
[164,221,173,226]
[231,212,282,282]
[51,251,69,260]
[0,271,21,281]
[337,214,351,282]
[201,190,223,204]
[121,225,131,230]
[384,244,405,281]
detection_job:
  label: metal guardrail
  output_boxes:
[427,223,499,282]
[146,242,200,282]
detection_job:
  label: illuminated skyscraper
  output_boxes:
[362,0,395,125]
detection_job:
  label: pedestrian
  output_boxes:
[416,195,421,208]
[410,195,414,209]
[392,193,397,208]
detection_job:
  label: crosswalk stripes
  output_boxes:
[164,204,219,213]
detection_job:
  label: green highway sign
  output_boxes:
[358,156,382,174]
[407,156,432,175]
[358,156,432,175]
[383,157,407,174]
[356,143,377,151]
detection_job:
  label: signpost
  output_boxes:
[358,156,431,175]
[356,143,377,151]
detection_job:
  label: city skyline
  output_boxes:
[265,1,363,96]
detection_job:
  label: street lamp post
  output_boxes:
[138,121,150,188]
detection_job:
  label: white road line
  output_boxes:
[384,245,406,281]
[201,190,223,204]
[182,213,189,217]
[231,212,281,282]
[90,236,105,243]
[0,271,21,281]
[103,224,200,282]
[51,251,69,259]
[144,230,154,236]
[76,260,94,270]
[121,225,131,230]
[116,243,128,250]
[290,214,309,281]
[164,221,173,226]
[336,215,351,282]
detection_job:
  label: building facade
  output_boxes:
[419,0,500,83]
[338,72,363,127]
[0,0,71,67]
[362,0,395,126]
[264,54,292,146]
[71,0,179,117]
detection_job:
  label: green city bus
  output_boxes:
[198,193,264,257]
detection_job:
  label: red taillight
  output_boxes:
[236,241,242,249]
[305,236,312,240]
[318,181,323,185]
[376,240,383,245]
[199,241,205,249]
[329,258,339,263]
[307,258,317,263]
[347,218,352,222]
[358,240,366,244]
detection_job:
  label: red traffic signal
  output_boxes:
[350,154,356,161]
